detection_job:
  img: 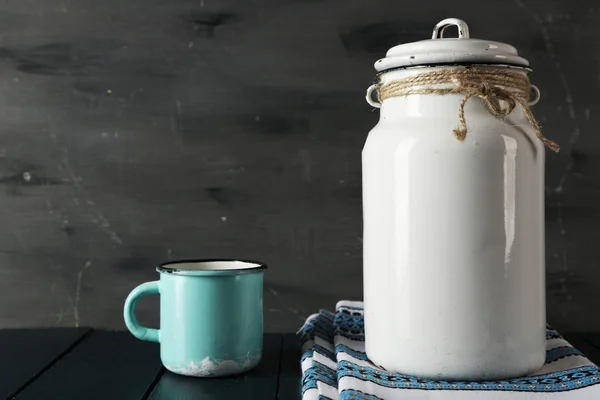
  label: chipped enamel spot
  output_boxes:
[168,354,261,377]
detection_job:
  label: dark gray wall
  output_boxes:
[0,0,597,333]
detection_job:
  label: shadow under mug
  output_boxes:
[123,259,266,377]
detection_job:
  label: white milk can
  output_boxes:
[362,18,560,381]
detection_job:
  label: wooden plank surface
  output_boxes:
[12,330,161,400]
[0,328,89,399]
[278,333,302,400]
[148,333,282,400]
[563,333,599,364]
[581,333,600,349]
[572,333,600,364]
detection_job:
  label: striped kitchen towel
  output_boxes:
[299,301,600,399]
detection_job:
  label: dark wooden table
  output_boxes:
[0,329,301,400]
[1,329,599,400]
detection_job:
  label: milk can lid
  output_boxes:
[375,18,530,72]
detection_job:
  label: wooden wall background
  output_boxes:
[0,0,598,333]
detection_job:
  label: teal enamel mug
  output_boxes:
[123,259,266,377]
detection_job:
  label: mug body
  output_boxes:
[158,260,265,377]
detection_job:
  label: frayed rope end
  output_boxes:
[543,138,561,153]
[453,128,467,142]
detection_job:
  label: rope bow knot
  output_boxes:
[376,67,560,152]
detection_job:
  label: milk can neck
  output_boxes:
[377,65,529,85]
[376,66,531,121]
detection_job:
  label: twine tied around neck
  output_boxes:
[373,67,560,152]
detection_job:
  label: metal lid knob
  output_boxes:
[431,18,470,39]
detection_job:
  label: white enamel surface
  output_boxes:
[362,67,546,380]
[161,261,262,271]
[374,18,529,71]
[375,38,529,71]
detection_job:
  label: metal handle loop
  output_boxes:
[365,84,382,108]
[529,84,541,106]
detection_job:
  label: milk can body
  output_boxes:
[362,19,550,381]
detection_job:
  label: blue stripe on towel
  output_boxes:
[302,361,338,394]
[340,389,385,400]
[337,360,600,392]
[335,343,369,360]
[546,346,584,364]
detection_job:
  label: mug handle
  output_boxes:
[123,281,160,343]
